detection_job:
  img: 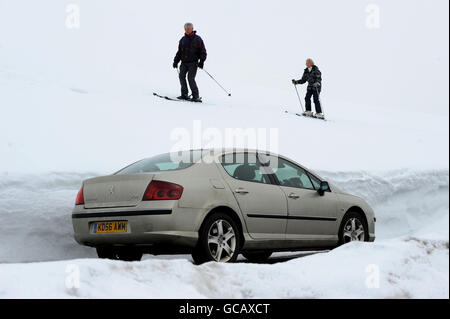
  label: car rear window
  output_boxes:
[115,151,204,175]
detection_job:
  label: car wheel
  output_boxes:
[338,211,369,245]
[192,213,241,264]
[96,247,142,261]
[242,251,272,262]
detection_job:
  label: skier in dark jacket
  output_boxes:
[292,58,323,119]
[173,22,207,102]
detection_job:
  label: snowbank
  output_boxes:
[319,170,449,239]
[0,170,447,263]
[0,172,97,262]
[0,236,447,298]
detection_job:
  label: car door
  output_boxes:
[219,152,287,240]
[269,156,339,241]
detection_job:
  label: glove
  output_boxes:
[292,79,298,85]
[173,61,178,69]
[198,60,204,69]
[313,82,321,88]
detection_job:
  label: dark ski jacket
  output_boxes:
[297,65,322,89]
[174,31,207,64]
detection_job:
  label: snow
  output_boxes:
[0,170,448,298]
[0,0,448,298]
[0,237,448,298]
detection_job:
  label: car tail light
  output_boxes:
[142,181,183,200]
[75,186,85,205]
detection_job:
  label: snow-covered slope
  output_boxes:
[0,0,448,298]
[0,1,448,173]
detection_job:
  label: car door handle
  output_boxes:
[288,193,300,199]
[235,188,249,194]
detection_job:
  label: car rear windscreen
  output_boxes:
[115,151,203,175]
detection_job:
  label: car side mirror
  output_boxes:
[318,181,330,196]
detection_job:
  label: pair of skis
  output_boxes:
[284,110,327,121]
[153,92,202,103]
[288,84,326,121]
[154,93,326,121]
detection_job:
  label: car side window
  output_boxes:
[272,157,314,190]
[308,173,321,190]
[221,153,271,184]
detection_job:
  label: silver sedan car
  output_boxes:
[72,149,375,263]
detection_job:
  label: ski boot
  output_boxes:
[177,94,189,100]
[190,96,202,103]
[315,113,325,120]
[302,111,313,117]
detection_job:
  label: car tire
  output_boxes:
[96,247,142,261]
[192,212,241,264]
[242,251,272,262]
[338,211,369,245]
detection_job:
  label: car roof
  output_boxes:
[192,148,277,157]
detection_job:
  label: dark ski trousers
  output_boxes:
[179,62,199,98]
[305,87,322,113]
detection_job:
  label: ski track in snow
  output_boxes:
[0,170,448,298]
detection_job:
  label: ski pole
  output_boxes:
[202,68,231,96]
[293,83,304,113]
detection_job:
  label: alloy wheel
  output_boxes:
[343,217,365,243]
[207,219,236,262]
